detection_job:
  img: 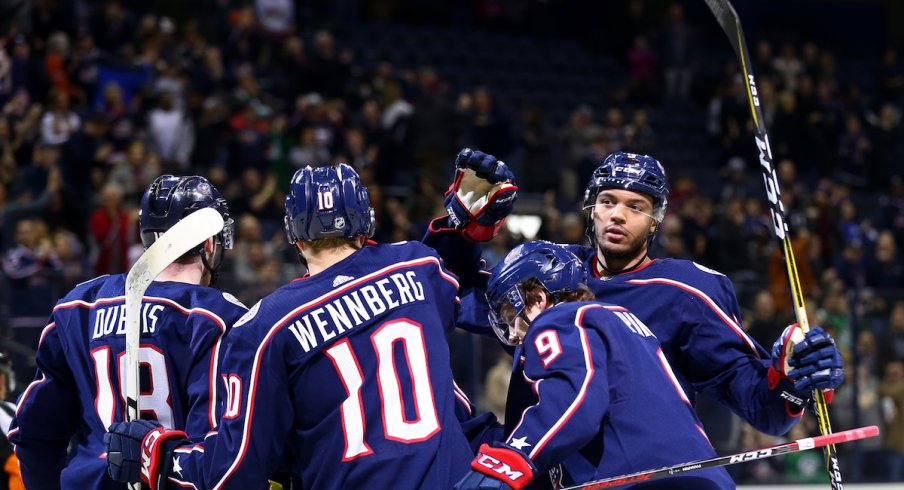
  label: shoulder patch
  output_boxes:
[332,275,355,287]
[221,292,247,308]
[233,301,261,328]
[693,262,725,277]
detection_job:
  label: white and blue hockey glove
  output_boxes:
[106,419,189,490]
[443,148,518,242]
[454,442,536,490]
[770,324,844,406]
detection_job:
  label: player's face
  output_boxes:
[590,189,657,264]
[499,300,546,345]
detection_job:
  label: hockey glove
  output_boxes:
[443,148,518,242]
[106,419,189,490]
[454,442,536,490]
[770,324,844,402]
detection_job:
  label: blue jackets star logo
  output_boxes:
[509,436,531,450]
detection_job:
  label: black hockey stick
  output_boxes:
[561,425,878,489]
[702,0,842,488]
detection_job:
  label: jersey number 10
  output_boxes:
[325,319,441,461]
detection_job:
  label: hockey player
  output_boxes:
[104,163,477,489]
[427,150,844,438]
[455,241,734,489]
[9,175,246,489]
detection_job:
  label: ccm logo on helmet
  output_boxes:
[475,453,525,481]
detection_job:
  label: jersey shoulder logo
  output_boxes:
[332,275,355,287]
[222,292,246,308]
[233,301,261,328]
[693,262,725,277]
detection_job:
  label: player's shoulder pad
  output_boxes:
[233,300,261,329]
[221,292,247,309]
[390,239,438,256]
[652,258,735,293]
[385,240,450,268]
[56,274,114,306]
[652,258,727,279]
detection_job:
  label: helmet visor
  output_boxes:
[487,284,527,346]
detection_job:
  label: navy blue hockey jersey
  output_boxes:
[504,302,734,489]
[9,274,247,489]
[564,248,801,436]
[170,242,474,489]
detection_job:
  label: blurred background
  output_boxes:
[0,0,901,484]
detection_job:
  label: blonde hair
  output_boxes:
[305,236,363,254]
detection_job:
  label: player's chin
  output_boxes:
[599,238,643,258]
[598,234,631,251]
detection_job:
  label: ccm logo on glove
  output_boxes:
[475,453,526,481]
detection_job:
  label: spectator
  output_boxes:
[482,352,511,423]
[627,35,658,105]
[88,182,134,275]
[838,113,872,188]
[106,139,161,202]
[89,0,137,56]
[39,89,80,146]
[2,218,62,340]
[289,126,331,169]
[744,289,792,348]
[661,2,695,100]
[147,90,194,171]
[880,301,904,370]
[880,360,904,481]
[865,230,902,303]
[8,36,48,102]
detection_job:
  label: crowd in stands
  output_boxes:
[0,0,901,483]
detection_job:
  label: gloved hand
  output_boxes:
[105,419,189,490]
[444,148,518,242]
[771,324,844,397]
[454,442,536,490]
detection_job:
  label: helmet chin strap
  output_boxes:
[596,248,650,275]
[201,242,225,286]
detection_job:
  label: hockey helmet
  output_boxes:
[486,240,586,345]
[285,163,375,243]
[139,175,234,255]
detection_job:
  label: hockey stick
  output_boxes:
[561,425,878,490]
[124,207,225,422]
[702,0,842,488]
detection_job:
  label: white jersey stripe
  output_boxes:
[525,304,598,460]
[626,278,760,357]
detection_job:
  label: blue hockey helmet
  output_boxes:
[285,163,375,243]
[584,151,669,221]
[486,240,586,345]
[139,175,234,255]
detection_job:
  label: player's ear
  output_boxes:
[538,291,549,310]
[203,236,216,254]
